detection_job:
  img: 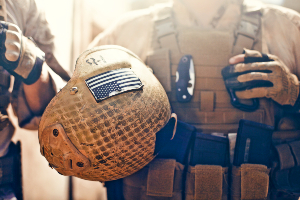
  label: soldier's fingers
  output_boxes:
[225,72,273,90]
[235,62,275,73]
[5,50,19,61]
[222,62,273,79]
[229,54,245,64]
[235,88,268,99]
[237,72,271,83]
[6,30,21,43]
[7,23,21,33]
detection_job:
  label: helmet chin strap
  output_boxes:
[170,113,177,140]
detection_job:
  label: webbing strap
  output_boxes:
[240,164,270,200]
[194,165,223,200]
[275,144,296,170]
[231,164,270,200]
[153,6,175,39]
[289,140,300,166]
[275,140,300,170]
[146,159,176,197]
[146,48,171,92]
[200,91,214,111]
[272,141,300,195]
[232,3,262,55]
[0,0,6,21]
[152,4,181,54]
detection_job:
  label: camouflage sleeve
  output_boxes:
[11,66,65,130]
[9,0,68,130]
[24,0,70,81]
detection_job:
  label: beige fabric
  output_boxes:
[146,48,171,92]
[147,159,176,197]
[232,6,262,55]
[194,165,222,200]
[123,159,184,200]
[231,164,270,200]
[185,165,228,200]
[235,49,300,106]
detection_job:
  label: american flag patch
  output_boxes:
[85,68,143,102]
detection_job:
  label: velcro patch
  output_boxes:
[85,68,143,102]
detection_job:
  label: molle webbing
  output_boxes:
[185,165,228,200]
[122,159,184,200]
[0,0,6,21]
[147,3,272,133]
[232,3,262,55]
[231,164,270,200]
[275,140,300,170]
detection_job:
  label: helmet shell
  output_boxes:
[38,45,171,181]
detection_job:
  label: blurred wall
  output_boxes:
[283,0,300,12]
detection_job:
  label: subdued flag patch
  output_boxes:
[85,68,143,102]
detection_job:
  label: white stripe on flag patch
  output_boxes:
[90,75,137,90]
[88,71,134,87]
[85,68,143,102]
[86,68,132,83]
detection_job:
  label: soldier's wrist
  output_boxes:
[283,83,300,112]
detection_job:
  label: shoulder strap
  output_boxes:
[0,0,6,21]
[232,0,263,55]
[151,3,179,51]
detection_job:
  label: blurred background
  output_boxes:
[10,0,300,199]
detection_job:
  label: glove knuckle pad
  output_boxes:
[6,31,21,42]
[5,51,19,62]
[8,23,21,33]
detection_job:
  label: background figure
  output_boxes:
[283,0,300,13]
[0,0,70,199]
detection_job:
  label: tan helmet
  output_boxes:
[38,45,174,182]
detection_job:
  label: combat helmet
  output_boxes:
[38,45,176,181]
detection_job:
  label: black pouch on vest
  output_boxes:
[190,133,229,167]
[156,120,196,164]
[234,119,274,167]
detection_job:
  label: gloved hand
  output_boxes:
[0,21,45,85]
[222,49,299,106]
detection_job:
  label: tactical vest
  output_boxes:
[107,2,300,199]
[146,1,274,134]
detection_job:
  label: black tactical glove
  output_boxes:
[0,21,45,85]
[222,49,299,107]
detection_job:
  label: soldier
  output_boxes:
[39,0,300,199]
[88,0,300,198]
[0,0,69,199]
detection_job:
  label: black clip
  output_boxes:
[227,88,259,112]
[222,64,260,112]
